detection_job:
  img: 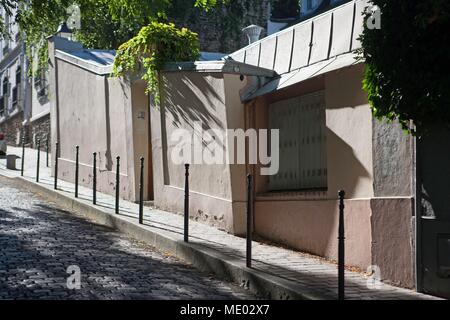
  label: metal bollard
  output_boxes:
[338,190,346,300]
[46,138,49,167]
[139,157,144,225]
[75,146,79,198]
[21,137,25,177]
[36,139,40,182]
[93,152,97,205]
[184,164,190,243]
[246,174,253,268]
[115,156,120,214]
[54,142,59,190]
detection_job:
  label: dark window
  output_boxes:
[16,67,21,85]
[37,87,48,98]
[271,0,300,21]
[34,69,49,99]
[2,77,8,96]
[0,96,4,117]
[12,87,18,105]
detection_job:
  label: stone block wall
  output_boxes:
[0,111,27,147]
[30,114,51,150]
[173,0,270,53]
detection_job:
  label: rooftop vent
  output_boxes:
[242,25,264,45]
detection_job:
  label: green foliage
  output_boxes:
[2,0,267,86]
[1,0,232,74]
[358,0,450,134]
[0,0,16,38]
[113,22,200,102]
[15,0,71,75]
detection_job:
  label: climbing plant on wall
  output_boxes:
[113,22,200,103]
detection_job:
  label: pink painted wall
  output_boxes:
[255,198,373,269]
[370,198,415,288]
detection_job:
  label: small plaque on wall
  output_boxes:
[138,111,146,120]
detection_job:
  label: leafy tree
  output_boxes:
[0,0,247,73]
[0,0,226,47]
[359,0,450,133]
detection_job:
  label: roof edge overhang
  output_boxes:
[244,52,364,102]
[162,60,276,78]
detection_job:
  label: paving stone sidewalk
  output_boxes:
[0,146,442,300]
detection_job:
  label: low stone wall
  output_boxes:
[30,114,51,150]
[0,111,26,147]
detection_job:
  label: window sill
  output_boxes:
[256,189,328,201]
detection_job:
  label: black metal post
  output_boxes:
[36,139,40,182]
[93,152,97,205]
[46,138,49,167]
[246,174,253,268]
[115,156,120,214]
[184,164,190,243]
[75,146,79,198]
[338,190,346,300]
[21,137,25,177]
[54,142,59,190]
[139,157,144,225]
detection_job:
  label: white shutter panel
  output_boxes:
[268,90,327,191]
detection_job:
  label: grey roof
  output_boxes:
[199,52,226,61]
[63,49,116,67]
[55,48,116,75]
[227,0,368,99]
[55,46,227,75]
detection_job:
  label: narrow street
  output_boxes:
[0,177,255,300]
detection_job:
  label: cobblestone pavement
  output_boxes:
[0,178,256,300]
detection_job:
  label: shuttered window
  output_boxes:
[268,90,327,191]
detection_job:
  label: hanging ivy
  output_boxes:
[113,22,200,103]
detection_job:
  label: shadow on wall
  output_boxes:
[326,128,371,198]
[254,128,372,264]
[160,73,225,132]
[160,73,228,185]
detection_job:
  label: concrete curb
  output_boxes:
[5,175,332,300]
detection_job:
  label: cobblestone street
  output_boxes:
[0,177,255,300]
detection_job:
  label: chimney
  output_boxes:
[56,22,73,40]
[242,25,264,45]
